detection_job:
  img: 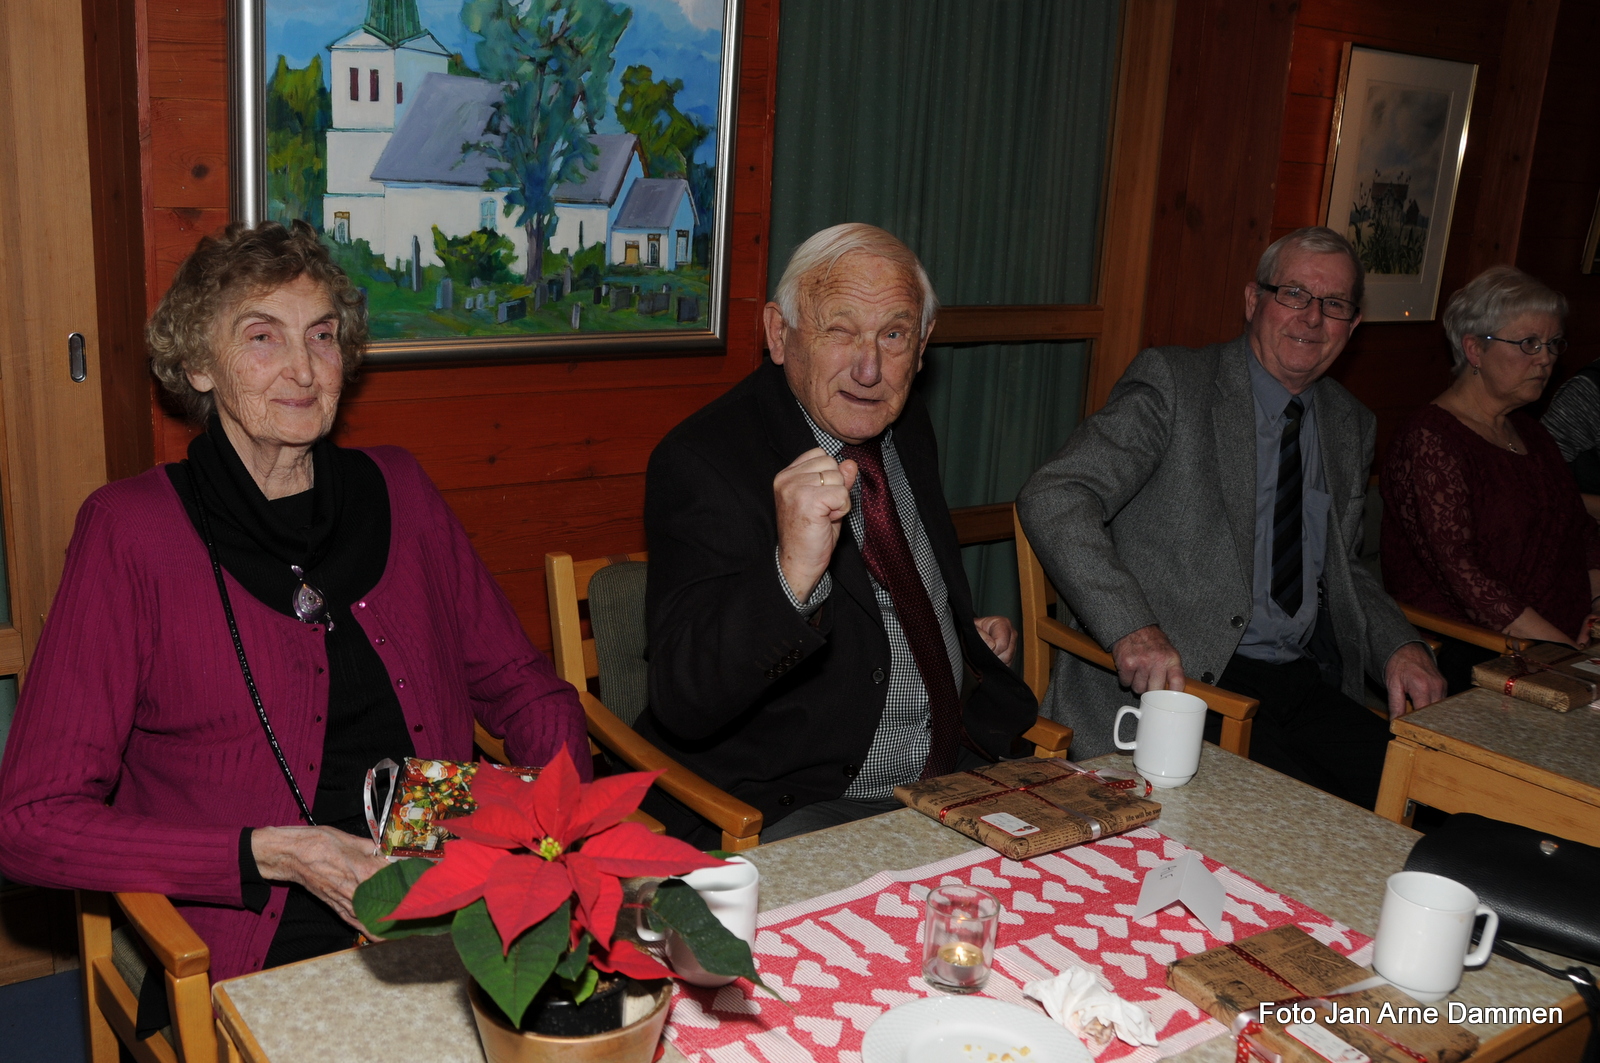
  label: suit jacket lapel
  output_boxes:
[1312,386,1356,530]
[1212,337,1258,586]
[753,361,881,622]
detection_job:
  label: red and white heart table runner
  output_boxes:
[663,827,1373,1063]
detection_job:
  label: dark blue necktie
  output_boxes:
[1270,398,1305,617]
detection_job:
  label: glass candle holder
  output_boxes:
[921,885,1000,993]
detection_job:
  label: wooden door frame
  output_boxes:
[927,0,1176,417]
[0,0,113,675]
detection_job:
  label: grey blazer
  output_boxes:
[1016,335,1419,758]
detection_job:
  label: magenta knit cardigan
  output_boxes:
[0,446,588,982]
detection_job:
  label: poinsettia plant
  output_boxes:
[352,748,762,1026]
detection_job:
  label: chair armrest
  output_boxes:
[1400,604,1525,653]
[1022,717,1072,757]
[1037,616,1258,721]
[473,721,509,765]
[115,892,209,979]
[581,692,763,843]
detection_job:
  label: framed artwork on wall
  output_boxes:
[231,0,742,364]
[1319,44,1477,322]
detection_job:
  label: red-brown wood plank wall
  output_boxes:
[1516,1,1600,389]
[138,0,779,650]
[1282,0,1542,460]
[1141,0,1579,463]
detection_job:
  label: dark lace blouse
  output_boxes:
[1380,403,1600,639]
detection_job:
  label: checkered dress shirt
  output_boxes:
[775,404,963,799]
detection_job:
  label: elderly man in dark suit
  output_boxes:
[1017,226,1446,809]
[636,223,1037,844]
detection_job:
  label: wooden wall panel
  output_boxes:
[82,0,154,480]
[1518,1,1600,390]
[135,0,781,650]
[1275,0,1540,462]
[1140,0,1298,351]
[1141,0,1561,464]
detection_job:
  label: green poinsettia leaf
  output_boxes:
[353,859,455,939]
[453,899,568,1026]
[650,879,777,999]
[705,850,735,860]
[554,931,592,981]
[565,965,600,1005]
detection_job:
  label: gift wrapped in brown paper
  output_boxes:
[893,757,1161,859]
[1471,643,1600,712]
[1168,925,1478,1063]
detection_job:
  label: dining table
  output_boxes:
[211,744,1591,1063]
[1374,685,1600,846]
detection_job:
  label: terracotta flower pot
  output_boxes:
[468,979,673,1063]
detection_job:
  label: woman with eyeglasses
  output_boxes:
[1381,265,1600,692]
[0,221,587,988]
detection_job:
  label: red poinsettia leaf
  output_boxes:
[482,855,573,952]
[466,761,541,809]
[591,937,674,981]
[529,747,583,844]
[578,822,729,878]
[440,800,537,850]
[564,853,624,948]
[568,770,662,841]
[386,841,507,921]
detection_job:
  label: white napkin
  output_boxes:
[1023,967,1160,1049]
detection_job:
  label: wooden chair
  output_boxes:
[542,546,1075,852]
[1397,603,1529,655]
[1012,508,1260,756]
[539,550,764,851]
[81,716,580,1063]
[78,889,227,1063]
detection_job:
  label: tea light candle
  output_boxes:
[921,886,1000,993]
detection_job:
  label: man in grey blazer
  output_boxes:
[1017,226,1445,808]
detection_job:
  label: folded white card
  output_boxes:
[1131,851,1225,935]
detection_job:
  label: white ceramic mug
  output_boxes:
[665,856,760,988]
[1113,689,1207,787]
[1373,871,1498,1003]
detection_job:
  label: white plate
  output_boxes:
[861,995,1092,1063]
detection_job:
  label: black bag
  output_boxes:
[1404,813,1600,967]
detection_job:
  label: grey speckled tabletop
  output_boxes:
[213,745,1587,1062]
[1401,686,1600,792]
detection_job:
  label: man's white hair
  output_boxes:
[773,223,939,337]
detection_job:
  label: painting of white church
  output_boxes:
[261,0,724,341]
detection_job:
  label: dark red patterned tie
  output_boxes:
[839,438,962,778]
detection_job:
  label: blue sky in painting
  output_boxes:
[266,0,725,161]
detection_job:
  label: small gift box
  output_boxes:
[893,756,1161,859]
[1167,925,1478,1063]
[1471,644,1600,712]
[365,757,540,858]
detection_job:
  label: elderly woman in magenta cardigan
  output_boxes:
[0,221,587,983]
[1382,266,1600,692]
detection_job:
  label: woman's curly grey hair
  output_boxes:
[147,219,367,423]
[1441,265,1568,376]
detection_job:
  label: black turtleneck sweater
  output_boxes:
[165,418,415,969]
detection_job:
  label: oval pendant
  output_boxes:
[293,582,325,623]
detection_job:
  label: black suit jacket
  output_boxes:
[635,360,1037,840]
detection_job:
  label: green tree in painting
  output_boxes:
[265,55,332,228]
[461,0,632,285]
[614,64,709,178]
[432,225,519,287]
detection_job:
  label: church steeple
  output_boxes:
[362,0,424,47]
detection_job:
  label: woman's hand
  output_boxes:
[1505,606,1585,648]
[251,826,390,932]
[1577,614,1599,649]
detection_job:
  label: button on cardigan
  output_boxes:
[0,446,587,982]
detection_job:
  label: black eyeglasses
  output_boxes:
[1257,283,1359,322]
[1481,333,1568,357]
